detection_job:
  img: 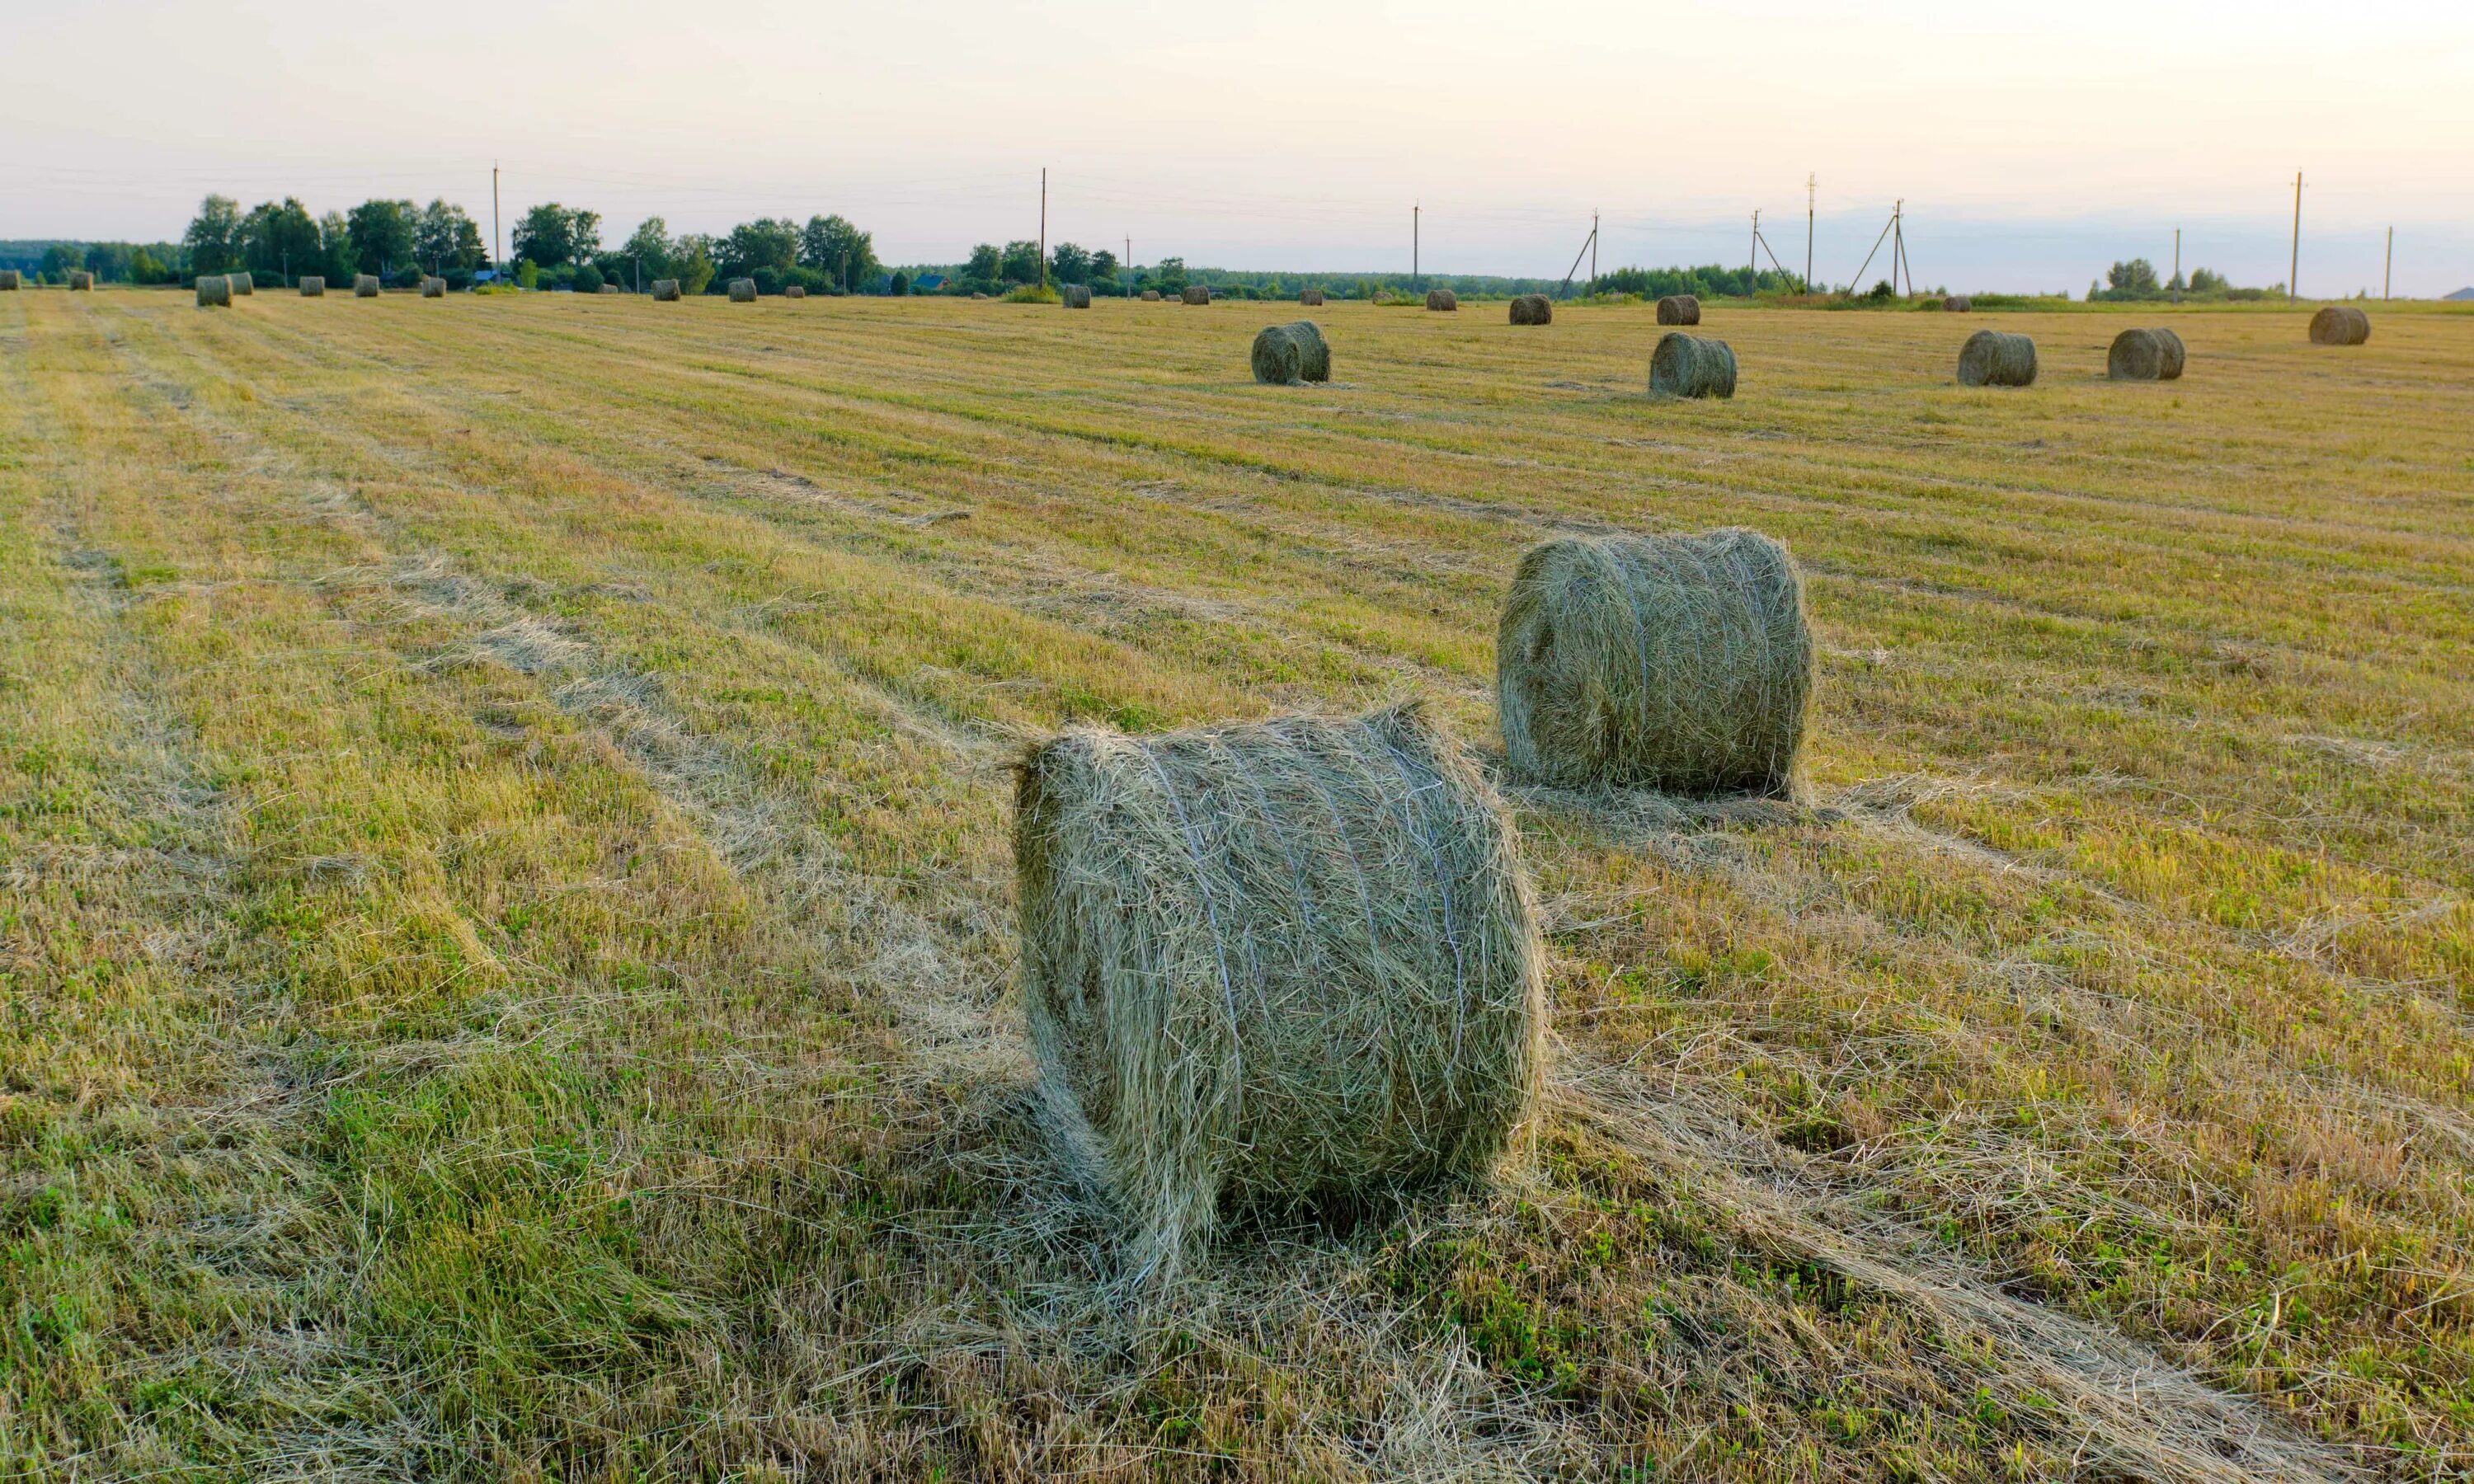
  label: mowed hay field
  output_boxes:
[3,286,2470,1481]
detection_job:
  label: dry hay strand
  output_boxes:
[1498,528,1810,796]
[1015,702,1548,1280]
[68,270,94,291]
[419,277,445,298]
[1655,294,1700,325]
[0,270,19,290]
[650,279,681,302]
[1649,331,1738,399]
[783,284,806,299]
[228,272,254,296]
[1425,288,1458,311]
[1945,294,1973,312]
[1141,289,1163,302]
[354,275,379,297]
[2310,305,2370,345]
[1249,320,1332,385]
[1508,294,1552,325]
[195,275,233,308]
[727,278,757,303]
[2109,326,2187,381]
[1298,288,1326,307]
[299,276,325,297]
[1181,284,1211,305]
[1957,328,2037,387]
[1062,283,1093,308]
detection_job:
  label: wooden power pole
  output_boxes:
[2288,171,2302,303]
[2384,226,2393,299]
[492,162,501,275]
[1413,202,1420,284]
[2172,228,2180,305]
[1039,168,1048,288]
[1805,173,1815,293]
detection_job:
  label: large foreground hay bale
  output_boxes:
[1250,320,1331,384]
[68,271,94,291]
[195,275,232,308]
[1141,289,1163,302]
[1945,294,1973,312]
[1655,294,1700,325]
[1062,283,1093,308]
[783,284,806,299]
[1956,329,2037,387]
[2309,305,2370,345]
[2107,327,2186,381]
[1649,332,1737,398]
[299,276,325,297]
[1425,288,1457,311]
[651,279,681,302]
[0,270,18,291]
[354,275,379,297]
[420,276,445,298]
[1508,294,1551,325]
[1017,702,1547,1276]
[1299,288,1325,307]
[1499,528,1811,795]
[1181,284,1211,305]
[727,278,757,303]
[228,272,253,296]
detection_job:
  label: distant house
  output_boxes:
[473,269,500,285]
[2447,286,2474,301]
[911,274,945,293]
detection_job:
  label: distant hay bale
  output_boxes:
[1250,320,1331,384]
[1016,702,1547,1277]
[651,279,681,302]
[195,275,232,308]
[1508,294,1552,326]
[1063,283,1093,308]
[1498,528,1811,796]
[1182,284,1211,305]
[1299,289,1326,307]
[1956,329,2037,387]
[228,272,254,296]
[0,270,18,290]
[971,291,990,300]
[1425,288,1457,311]
[2107,327,2186,382]
[2309,305,2370,345]
[1141,289,1163,302]
[727,278,757,303]
[1649,332,1738,399]
[68,271,94,291]
[1655,294,1700,325]
[599,283,620,294]
[355,275,379,297]
[783,284,806,299]
[1945,294,1973,313]
[299,276,325,297]
[420,277,445,298]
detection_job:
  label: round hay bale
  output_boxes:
[68,271,94,291]
[2309,305,2370,345]
[1508,294,1552,326]
[1141,289,1163,302]
[651,279,681,302]
[1649,332,1737,399]
[971,291,990,300]
[0,270,19,291]
[1945,294,1973,312]
[1016,702,1547,1275]
[1956,329,2037,387]
[195,275,232,308]
[228,272,254,297]
[1425,288,1457,312]
[1655,294,1700,326]
[354,275,380,297]
[420,276,445,298]
[1299,288,1326,307]
[1250,320,1331,385]
[299,276,325,297]
[598,283,620,294]
[1182,284,1211,305]
[727,278,757,303]
[2107,327,2186,382]
[783,284,807,299]
[1062,283,1093,309]
[1498,528,1810,795]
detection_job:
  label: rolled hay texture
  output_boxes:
[299,276,325,297]
[651,279,681,302]
[599,283,621,294]
[1945,294,1973,313]
[1956,329,2037,387]
[2107,327,2186,382]
[1182,284,1211,305]
[354,275,379,297]
[1649,332,1738,399]
[420,277,445,298]
[68,271,94,291]
[1655,294,1700,326]
[783,284,806,299]
[1426,288,1458,312]
[1299,289,1326,307]
[1498,528,1811,796]
[2310,306,2370,345]
[228,272,253,296]
[1141,289,1164,302]
[1016,702,1547,1276]
[1508,294,1552,326]
[0,270,19,290]
[1250,320,1332,385]
[727,278,757,303]
[195,275,232,308]
[1063,283,1093,309]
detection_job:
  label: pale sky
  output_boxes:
[7,0,2472,294]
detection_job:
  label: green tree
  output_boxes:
[512,204,599,269]
[184,194,242,277]
[416,200,485,273]
[797,214,879,291]
[2104,258,2161,298]
[346,199,416,278]
[618,218,675,287]
[963,243,1002,287]
[1050,242,1091,284]
[1090,248,1118,284]
[129,247,167,284]
[674,235,717,296]
[890,269,911,297]
[317,212,355,283]
[1151,256,1188,294]
[2189,267,2228,294]
[999,239,1042,284]
[38,244,84,284]
[241,198,322,285]
[722,218,801,282]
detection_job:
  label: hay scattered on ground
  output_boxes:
[1426,288,1457,312]
[228,272,254,297]
[1957,329,2037,387]
[1250,321,1332,385]
[1062,284,1093,309]
[419,277,444,298]
[1649,332,1738,398]
[1945,294,1973,312]
[651,279,681,302]
[195,275,232,308]
[727,278,757,303]
[299,276,325,297]
[1015,702,1547,1280]
[0,270,18,290]
[68,271,94,291]
[1299,289,1326,307]
[1182,284,1211,305]
[2310,305,2370,345]
[354,275,379,297]
[1509,294,1552,325]
[1141,289,1162,302]
[2108,327,2187,381]
[1655,294,1700,325]
[783,284,806,299]
[1498,528,1811,796]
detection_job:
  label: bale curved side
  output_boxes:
[1509,294,1552,326]
[0,270,19,291]
[195,275,232,308]
[1655,294,1700,326]
[2309,306,2370,345]
[419,277,445,298]
[1062,283,1093,308]
[783,284,807,299]
[1249,321,1330,385]
[1141,289,1163,302]
[1182,284,1211,305]
[651,279,681,302]
[1945,294,1973,313]
[2108,327,2186,382]
[354,275,379,297]
[727,278,757,303]
[1498,528,1811,795]
[1649,332,1738,399]
[228,273,254,297]
[68,271,94,291]
[599,284,620,294]
[1956,330,2036,387]
[1016,702,1546,1277]
[299,276,325,297]
[1299,289,1326,307]
[1425,288,1457,311]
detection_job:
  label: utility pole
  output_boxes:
[1590,210,1597,290]
[2172,228,2181,305]
[492,162,502,274]
[2383,226,2392,300]
[2288,170,2302,303]
[1749,209,1760,279]
[1891,200,1907,296]
[1413,202,1420,284]
[1039,168,1048,288]
[1806,172,1815,293]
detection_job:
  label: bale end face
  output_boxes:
[1181,284,1211,305]
[650,279,682,302]
[1425,288,1457,311]
[195,275,232,308]
[1655,294,1700,326]
[1250,321,1330,385]
[1508,294,1552,326]
[299,276,325,297]
[1956,330,2037,387]
[1649,332,1737,399]
[2107,327,2186,381]
[2309,305,2370,345]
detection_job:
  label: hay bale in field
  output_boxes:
[0,270,18,290]
[727,278,757,303]
[1182,284,1211,305]
[971,291,990,300]
[1063,283,1093,308]
[1425,288,1457,311]
[68,270,94,291]
[1299,289,1326,307]
[2107,327,2186,382]
[1508,294,1552,325]
[1945,294,1973,313]
[2309,305,2370,345]
[599,283,620,294]
[651,279,681,302]
[1250,320,1331,384]
[420,276,445,298]
[1956,329,2037,387]
[299,276,325,297]
[783,284,806,299]
[1016,702,1546,1277]
[1498,528,1810,796]
[229,272,253,296]
[195,275,232,308]
[1655,294,1700,326]
[355,275,380,297]
[1141,289,1163,302]
[1649,332,1737,399]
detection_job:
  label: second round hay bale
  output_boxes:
[69,271,94,291]
[420,276,445,298]
[1508,294,1552,326]
[354,275,379,297]
[1498,528,1811,796]
[299,276,325,297]
[783,284,807,299]
[1182,284,1211,305]
[1299,288,1326,307]
[651,279,681,302]
[195,275,232,308]
[727,278,757,303]
[2309,306,2370,345]
[1649,332,1737,398]
[1945,294,1973,313]
[0,270,19,290]
[1425,288,1457,311]
[1956,329,2036,387]
[2107,327,2186,381]
[1016,702,1547,1277]
[1141,289,1163,302]
[1655,294,1700,326]
[228,272,254,297]
[1062,283,1093,308]
[1250,320,1331,385]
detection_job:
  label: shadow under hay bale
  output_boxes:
[68,271,93,291]
[727,278,757,303]
[1250,320,1331,384]
[1062,283,1092,308]
[1498,528,1811,796]
[1957,329,2037,387]
[1299,288,1325,307]
[420,277,445,298]
[1656,294,1700,326]
[1649,332,1737,399]
[195,275,232,308]
[1141,289,1162,302]
[1015,702,1546,1280]
[1945,294,1973,312]
[1509,294,1552,325]
[783,284,806,299]
[1425,288,1457,311]
[2309,305,2370,345]
[651,279,681,302]
[354,275,379,297]
[228,272,254,297]
[299,277,325,297]
[1182,284,1211,305]
[2108,327,2186,381]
